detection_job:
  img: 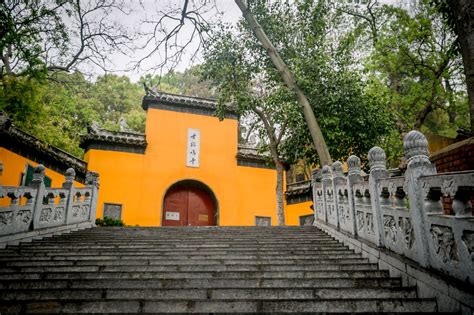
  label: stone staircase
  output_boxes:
[0,226,438,313]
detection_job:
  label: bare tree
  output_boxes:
[0,0,133,79]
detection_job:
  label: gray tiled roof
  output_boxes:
[142,89,238,118]
[80,123,147,149]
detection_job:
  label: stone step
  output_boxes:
[0,298,438,313]
[0,287,418,301]
[3,245,347,252]
[1,248,354,256]
[0,264,386,280]
[17,240,341,247]
[0,278,401,290]
[0,254,361,263]
[0,258,368,273]
[0,257,370,268]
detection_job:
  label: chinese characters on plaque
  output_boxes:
[186,128,200,167]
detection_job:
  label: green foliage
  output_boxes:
[202,0,392,165]
[349,0,469,164]
[0,72,146,157]
[139,66,214,98]
[95,217,125,227]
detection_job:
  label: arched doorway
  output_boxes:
[162,180,217,226]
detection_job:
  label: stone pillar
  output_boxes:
[86,171,100,223]
[321,165,332,224]
[347,155,363,237]
[311,169,321,220]
[30,165,46,230]
[368,147,389,247]
[332,161,345,229]
[62,168,76,225]
[403,130,436,267]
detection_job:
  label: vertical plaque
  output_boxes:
[186,128,200,168]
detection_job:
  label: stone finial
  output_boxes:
[332,161,344,178]
[322,165,332,181]
[28,164,45,187]
[32,165,45,182]
[64,168,76,183]
[347,155,361,176]
[311,169,322,184]
[86,171,100,188]
[403,130,429,161]
[368,146,387,172]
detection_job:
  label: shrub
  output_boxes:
[95,217,125,227]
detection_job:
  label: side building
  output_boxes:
[0,113,86,188]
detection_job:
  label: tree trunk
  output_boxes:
[275,161,285,226]
[450,0,474,132]
[234,0,332,165]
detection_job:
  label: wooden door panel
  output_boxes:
[162,188,188,226]
[187,187,214,226]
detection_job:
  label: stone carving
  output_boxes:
[64,168,76,183]
[53,207,65,221]
[347,155,361,176]
[431,225,459,263]
[441,178,458,198]
[0,212,13,228]
[384,215,397,244]
[357,211,365,231]
[72,205,81,217]
[403,130,429,160]
[399,217,415,249]
[39,208,52,222]
[332,161,344,178]
[462,231,474,255]
[338,205,346,224]
[85,171,100,187]
[81,205,90,217]
[16,210,32,225]
[366,213,374,234]
[368,146,386,171]
[321,165,332,181]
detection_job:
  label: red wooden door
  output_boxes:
[162,185,215,226]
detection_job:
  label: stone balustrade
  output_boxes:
[312,130,474,285]
[0,164,99,247]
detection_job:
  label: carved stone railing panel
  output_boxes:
[353,181,377,244]
[376,177,418,261]
[335,183,351,233]
[67,187,93,224]
[313,181,326,222]
[0,187,37,235]
[34,188,69,229]
[419,172,474,285]
[0,165,99,241]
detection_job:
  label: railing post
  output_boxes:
[332,161,344,229]
[321,165,332,224]
[30,165,46,230]
[86,171,99,224]
[368,147,389,247]
[347,155,362,237]
[63,168,75,225]
[403,130,435,267]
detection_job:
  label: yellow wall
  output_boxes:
[85,108,280,226]
[285,201,313,226]
[0,148,83,187]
